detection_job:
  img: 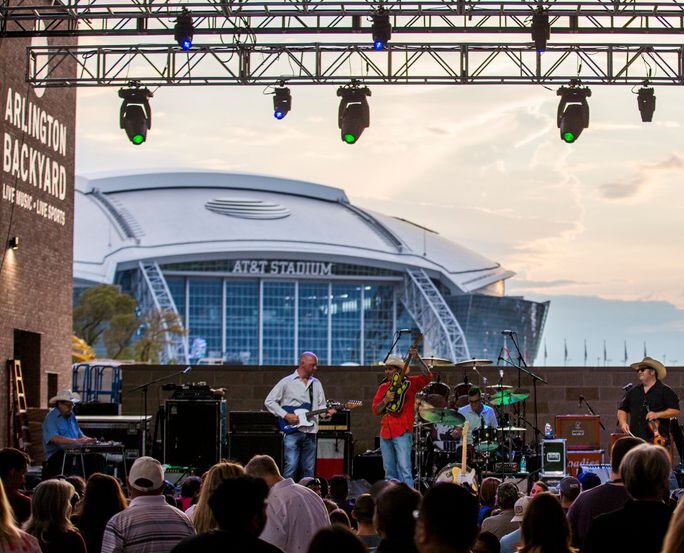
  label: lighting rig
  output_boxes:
[637,82,656,122]
[273,85,292,120]
[557,83,591,143]
[118,83,153,145]
[337,83,371,144]
[531,8,550,53]
[371,9,392,50]
[174,8,194,51]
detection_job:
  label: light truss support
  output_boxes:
[27,42,684,87]
[6,0,684,37]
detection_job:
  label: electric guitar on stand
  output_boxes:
[436,421,478,492]
[278,400,362,434]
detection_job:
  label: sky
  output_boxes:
[75,46,684,367]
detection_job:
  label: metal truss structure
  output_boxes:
[6,0,684,38]
[28,41,684,86]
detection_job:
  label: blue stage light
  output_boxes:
[373,40,385,51]
[274,110,285,120]
[181,39,192,51]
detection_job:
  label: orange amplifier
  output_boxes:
[566,449,604,476]
[555,415,601,450]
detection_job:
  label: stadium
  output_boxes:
[74,171,548,365]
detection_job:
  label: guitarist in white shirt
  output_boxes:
[265,352,335,479]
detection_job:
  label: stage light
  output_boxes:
[337,84,371,144]
[557,83,591,143]
[174,8,194,51]
[7,236,19,250]
[637,84,656,122]
[531,8,550,53]
[372,10,391,50]
[118,84,153,145]
[273,86,291,120]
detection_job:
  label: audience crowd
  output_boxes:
[1,437,684,553]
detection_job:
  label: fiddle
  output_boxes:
[644,402,669,448]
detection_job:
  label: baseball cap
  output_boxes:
[558,476,581,500]
[511,495,532,522]
[129,456,164,492]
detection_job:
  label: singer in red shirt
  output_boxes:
[372,353,432,487]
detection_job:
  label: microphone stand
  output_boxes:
[130,367,191,456]
[580,397,606,430]
[383,329,411,363]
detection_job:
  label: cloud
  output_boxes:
[597,174,648,199]
[509,278,590,289]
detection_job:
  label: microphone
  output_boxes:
[398,329,412,333]
[499,369,504,379]
[578,395,584,407]
[501,330,514,336]
[182,366,192,374]
[622,382,634,392]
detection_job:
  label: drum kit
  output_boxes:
[414,357,533,489]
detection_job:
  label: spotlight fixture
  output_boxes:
[371,10,391,50]
[337,83,371,144]
[7,236,19,250]
[273,85,292,120]
[174,8,194,51]
[637,83,656,122]
[118,83,153,145]
[531,8,550,53]
[557,83,591,143]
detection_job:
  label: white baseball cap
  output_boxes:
[129,457,164,492]
[511,495,532,522]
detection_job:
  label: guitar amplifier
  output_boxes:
[165,400,226,470]
[541,439,567,477]
[318,410,351,432]
[228,411,280,434]
[317,432,353,479]
[555,415,601,450]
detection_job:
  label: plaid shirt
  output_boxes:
[372,373,432,439]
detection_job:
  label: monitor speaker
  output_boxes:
[228,433,283,469]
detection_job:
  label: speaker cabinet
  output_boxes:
[317,432,353,479]
[228,433,283,469]
[164,400,226,469]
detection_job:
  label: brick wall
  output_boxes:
[0,10,77,447]
[121,364,682,455]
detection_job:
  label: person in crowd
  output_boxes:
[480,482,519,539]
[329,475,354,523]
[24,479,86,553]
[567,436,644,550]
[352,494,381,552]
[372,351,432,487]
[308,525,367,553]
[0,448,31,524]
[415,482,479,553]
[245,454,330,553]
[317,476,330,499]
[517,493,574,553]
[374,482,421,553]
[583,443,674,553]
[478,477,501,524]
[178,476,202,512]
[101,456,194,553]
[529,480,548,496]
[71,473,127,553]
[499,495,532,553]
[557,477,581,512]
[472,532,500,553]
[65,475,86,501]
[577,472,601,492]
[190,461,244,530]
[265,352,335,480]
[299,477,323,497]
[662,496,684,553]
[323,499,339,514]
[329,509,351,527]
[170,476,284,553]
[0,480,41,553]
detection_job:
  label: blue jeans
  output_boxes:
[283,432,317,479]
[380,431,414,487]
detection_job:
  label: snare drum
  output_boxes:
[473,427,499,453]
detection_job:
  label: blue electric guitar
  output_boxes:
[278,400,362,434]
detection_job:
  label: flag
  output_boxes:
[623,340,628,365]
[564,339,568,365]
[543,340,548,366]
[644,341,648,358]
[584,339,588,366]
[603,340,607,365]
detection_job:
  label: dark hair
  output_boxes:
[352,494,375,524]
[479,477,501,508]
[611,436,645,474]
[329,509,351,527]
[316,476,329,498]
[578,472,601,491]
[468,387,481,398]
[419,483,478,551]
[375,483,421,546]
[496,482,519,510]
[519,493,573,553]
[73,474,127,551]
[209,476,269,531]
[0,448,29,481]
[308,526,367,553]
[65,475,86,498]
[180,476,202,498]
[475,531,501,553]
[329,475,348,501]
[620,443,671,501]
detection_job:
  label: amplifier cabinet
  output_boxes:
[541,439,567,477]
[228,411,280,434]
[316,432,353,479]
[228,432,283,469]
[566,450,604,476]
[555,415,601,450]
[164,400,226,470]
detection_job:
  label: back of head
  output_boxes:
[496,482,519,510]
[474,531,501,553]
[0,448,29,483]
[26,479,75,539]
[479,477,501,508]
[662,496,684,553]
[180,476,202,498]
[209,476,269,534]
[418,483,478,551]
[78,473,127,523]
[352,494,375,525]
[620,443,671,501]
[308,525,367,553]
[194,461,245,534]
[329,475,349,501]
[520,493,571,553]
[611,436,646,475]
[329,509,351,527]
[375,483,421,544]
[245,455,281,480]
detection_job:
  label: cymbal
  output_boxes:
[455,358,493,367]
[422,357,455,367]
[488,389,530,406]
[499,426,526,432]
[418,406,465,426]
[486,384,513,391]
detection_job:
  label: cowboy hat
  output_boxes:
[630,357,667,380]
[383,355,406,370]
[49,389,81,406]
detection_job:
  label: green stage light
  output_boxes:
[132,134,144,145]
[562,131,575,143]
[344,133,357,144]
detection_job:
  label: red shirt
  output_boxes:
[373,373,432,439]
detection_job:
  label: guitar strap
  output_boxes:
[308,381,314,407]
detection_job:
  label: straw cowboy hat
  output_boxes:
[49,389,81,406]
[383,355,406,370]
[630,357,667,380]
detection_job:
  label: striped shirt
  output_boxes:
[101,495,195,553]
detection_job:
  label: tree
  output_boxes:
[135,309,187,363]
[103,311,140,359]
[73,284,138,348]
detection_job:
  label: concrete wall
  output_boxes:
[121,364,684,456]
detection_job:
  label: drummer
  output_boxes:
[450,386,498,443]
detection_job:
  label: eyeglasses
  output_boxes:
[636,368,648,373]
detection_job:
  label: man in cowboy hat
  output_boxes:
[617,357,680,443]
[372,347,432,487]
[42,389,96,479]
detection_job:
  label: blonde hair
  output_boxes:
[0,480,22,548]
[24,479,76,544]
[620,443,671,501]
[662,498,684,553]
[193,462,244,533]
